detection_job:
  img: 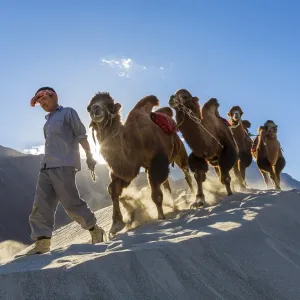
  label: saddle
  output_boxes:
[150,112,178,135]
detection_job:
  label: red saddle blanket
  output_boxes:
[150,112,178,135]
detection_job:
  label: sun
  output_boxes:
[79,131,106,164]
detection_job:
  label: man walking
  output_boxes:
[26,86,107,255]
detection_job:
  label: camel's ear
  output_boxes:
[114,102,122,112]
[239,108,244,116]
[192,97,199,103]
[227,110,232,117]
[87,103,92,112]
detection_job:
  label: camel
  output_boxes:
[169,89,238,208]
[252,120,286,190]
[87,92,189,235]
[154,107,194,195]
[227,106,253,189]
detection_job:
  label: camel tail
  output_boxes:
[242,120,251,129]
[148,153,170,185]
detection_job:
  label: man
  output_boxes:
[26,87,107,255]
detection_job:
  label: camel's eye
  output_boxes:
[107,103,114,112]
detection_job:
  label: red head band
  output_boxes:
[30,90,56,107]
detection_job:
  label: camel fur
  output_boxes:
[87,92,186,235]
[154,107,194,194]
[227,106,253,189]
[169,89,238,208]
[252,120,286,190]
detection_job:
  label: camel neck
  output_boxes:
[96,122,122,143]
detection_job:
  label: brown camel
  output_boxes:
[252,120,286,190]
[87,92,186,235]
[154,107,194,195]
[227,106,253,189]
[169,89,238,208]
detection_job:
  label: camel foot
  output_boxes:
[109,219,126,236]
[190,196,207,209]
[173,204,180,212]
[239,186,248,193]
[158,212,166,220]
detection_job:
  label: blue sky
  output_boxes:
[0,1,299,179]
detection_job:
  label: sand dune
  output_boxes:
[1,189,300,299]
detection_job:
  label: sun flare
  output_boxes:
[80,131,106,164]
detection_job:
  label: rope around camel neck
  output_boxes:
[175,102,224,148]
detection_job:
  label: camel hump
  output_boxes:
[202,97,220,117]
[155,107,174,117]
[242,120,251,129]
[132,95,160,114]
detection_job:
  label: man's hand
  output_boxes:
[86,151,97,171]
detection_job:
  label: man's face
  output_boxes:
[39,95,57,112]
[34,90,58,112]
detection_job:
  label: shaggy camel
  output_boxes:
[154,107,194,194]
[252,120,286,190]
[227,106,253,189]
[169,89,238,208]
[87,92,186,235]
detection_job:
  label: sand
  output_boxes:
[1,189,300,299]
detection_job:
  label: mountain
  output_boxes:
[0,145,25,157]
[0,146,299,245]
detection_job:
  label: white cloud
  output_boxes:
[100,57,166,78]
[23,145,45,155]
[22,131,106,164]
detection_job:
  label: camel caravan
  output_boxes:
[87,89,286,236]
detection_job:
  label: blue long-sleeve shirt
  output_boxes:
[41,106,87,171]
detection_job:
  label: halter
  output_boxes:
[229,120,242,129]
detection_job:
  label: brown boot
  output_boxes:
[25,239,51,255]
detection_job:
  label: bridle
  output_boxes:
[90,105,120,143]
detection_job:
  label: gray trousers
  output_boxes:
[29,167,97,240]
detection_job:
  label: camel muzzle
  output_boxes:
[169,95,178,108]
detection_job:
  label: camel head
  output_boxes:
[169,89,200,110]
[263,120,278,136]
[227,106,244,123]
[257,125,264,134]
[87,92,122,125]
[242,120,251,130]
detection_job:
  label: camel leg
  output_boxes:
[259,169,270,189]
[233,160,247,190]
[274,171,281,190]
[274,156,286,190]
[219,147,237,196]
[214,166,221,179]
[269,170,279,190]
[108,174,130,235]
[182,166,194,194]
[163,179,172,195]
[148,153,170,220]
[188,153,209,209]
[239,162,248,188]
[174,152,195,194]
